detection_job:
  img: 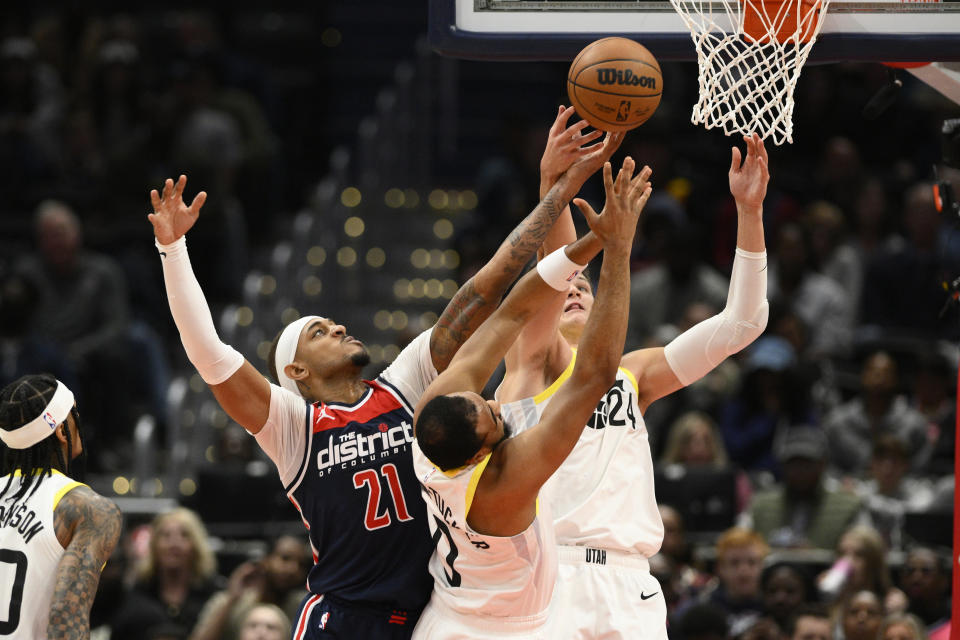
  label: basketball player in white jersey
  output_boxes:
[0,374,122,639]
[498,128,771,639]
[410,155,651,639]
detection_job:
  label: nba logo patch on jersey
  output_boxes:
[319,611,330,629]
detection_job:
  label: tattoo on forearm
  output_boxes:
[433,193,565,369]
[49,488,122,639]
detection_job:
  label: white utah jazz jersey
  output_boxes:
[0,470,85,639]
[411,440,557,622]
[501,350,664,556]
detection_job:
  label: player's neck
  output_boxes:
[309,374,369,405]
[560,325,582,347]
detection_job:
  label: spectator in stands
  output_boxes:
[855,434,937,549]
[236,604,290,640]
[16,199,170,462]
[674,603,730,640]
[650,553,686,631]
[899,548,950,636]
[827,524,907,614]
[659,505,711,603]
[0,269,75,388]
[112,508,221,640]
[805,200,861,305]
[190,534,311,640]
[767,221,852,358]
[787,603,833,640]
[748,426,862,550]
[627,221,729,348]
[879,613,930,640]
[823,350,930,477]
[760,562,816,635]
[911,349,956,476]
[842,591,885,640]
[692,527,768,637]
[719,336,814,474]
[661,410,752,512]
[0,36,64,213]
[861,183,960,339]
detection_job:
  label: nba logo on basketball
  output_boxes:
[616,101,631,122]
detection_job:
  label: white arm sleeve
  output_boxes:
[664,248,769,387]
[157,236,244,385]
[255,384,310,487]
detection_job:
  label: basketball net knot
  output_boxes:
[669,0,831,144]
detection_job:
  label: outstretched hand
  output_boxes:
[729,133,769,214]
[148,175,207,245]
[573,156,652,253]
[540,105,604,190]
[561,129,626,194]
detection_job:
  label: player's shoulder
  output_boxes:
[54,485,122,537]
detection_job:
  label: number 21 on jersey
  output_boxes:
[352,463,413,531]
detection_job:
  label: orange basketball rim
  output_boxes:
[741,0,826,44]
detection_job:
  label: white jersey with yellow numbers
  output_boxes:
[500,349,664,556]
[411,439,556,635]
[0,470,85,639]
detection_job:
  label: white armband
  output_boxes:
[536,245,587,291]
[663,248,769,386]
[157,236,245,385]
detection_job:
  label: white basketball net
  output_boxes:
[669,0,831,145]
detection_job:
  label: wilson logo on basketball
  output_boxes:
[595,68,657,89]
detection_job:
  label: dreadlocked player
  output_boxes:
[0,374,122,639]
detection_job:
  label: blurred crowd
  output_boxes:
[0,5,957,640]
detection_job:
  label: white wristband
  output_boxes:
[536,245,587,291]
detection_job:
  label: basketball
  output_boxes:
[567,37,662,132]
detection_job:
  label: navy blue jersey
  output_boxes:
[284,377,434,609]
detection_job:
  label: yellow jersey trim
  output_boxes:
[619,365,639,395]
[533,348,637,401]
[464,453,492,516]
[52,481,85,511]
[534,349,577,404]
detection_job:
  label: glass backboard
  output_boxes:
[429,0,960,62]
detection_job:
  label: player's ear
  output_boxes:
[54,422,69,445]
[465,449,487,467]
[284,361,309,381]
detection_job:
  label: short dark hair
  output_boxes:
[416,395,482,470]
[760,561,816,602]
[786,603,830,637]
[0,374,78,501]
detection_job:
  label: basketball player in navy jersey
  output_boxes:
[497,131,771,639]
[150,125,623,639]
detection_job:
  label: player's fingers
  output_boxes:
[162,178,174,201]
[188,191,208,216]
[578,128,603,146]
[756,133,769,164]
[549,105,566,135]
[630,165,652,191]
[730,147,742,174]
[150,189,161,211]
[602,161,614,195]
[174,174,187,200]
[572,198,599,225]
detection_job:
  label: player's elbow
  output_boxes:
[725,299,769,355]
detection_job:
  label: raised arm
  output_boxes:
[149,175,272,433]
[428,128,623,372]
[489,157,651,503]
[622,133,770,411]
[414,232,603,421]
[48,486,122,640]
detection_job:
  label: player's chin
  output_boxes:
[350,347,371,368]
